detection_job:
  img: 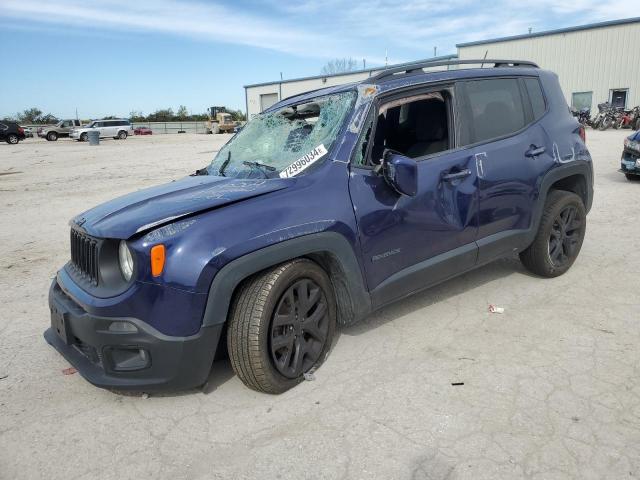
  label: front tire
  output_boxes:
[520,190,586,277]
[227,259,336,394]
[626,173,640,181]
[80,132,88,142]
[46,132,58,141]
[6,134,19,144]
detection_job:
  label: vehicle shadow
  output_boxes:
[136,256,530,398]
[338,255,527,338]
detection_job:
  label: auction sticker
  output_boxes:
[279,144,328,178]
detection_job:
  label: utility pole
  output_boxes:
[363,58,366,70]
[385,49,388,66]
[434,46,437,57]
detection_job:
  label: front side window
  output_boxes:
[459,78,526,145]
[362,91,451,165]
[208,90,356,178]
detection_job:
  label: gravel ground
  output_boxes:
[0,130,638,480]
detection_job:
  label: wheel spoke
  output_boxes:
[549,239,562,262]
[564,207,576,228]
[296,280,309,312]
[271,332,294,351]
[291,338,305,375]
[303,303,327,341]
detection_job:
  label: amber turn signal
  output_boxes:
[150,244,165,277]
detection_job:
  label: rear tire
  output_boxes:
[227,259,336,394]
[117,130,127,140]
[46,132,58,141]
[520,190,586,278]
[6,134,19,144]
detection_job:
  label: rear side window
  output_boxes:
[524,78,546,120]
[459,78,526,145]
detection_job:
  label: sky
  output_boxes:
[0,0,632,119]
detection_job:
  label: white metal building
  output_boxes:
[243,55,457,118]
[457,17,640,113]
[244,17,640,118]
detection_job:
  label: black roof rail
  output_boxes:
[366,59,539,83]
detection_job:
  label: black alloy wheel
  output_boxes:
[548,205,583,268]
[269,278,330,379]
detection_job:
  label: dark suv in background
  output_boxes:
[46,59,593,394]
[0,121,26,144]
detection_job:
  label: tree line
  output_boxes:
[3,106,246,124]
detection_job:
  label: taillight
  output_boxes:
[18,127,24,134]
[578,126,586,143]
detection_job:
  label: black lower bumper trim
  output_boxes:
[45,280,223,391]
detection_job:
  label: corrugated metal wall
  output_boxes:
[458,22,640,113]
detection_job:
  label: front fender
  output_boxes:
[201,231,371,327]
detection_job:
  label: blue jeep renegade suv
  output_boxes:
[46,59,593,393]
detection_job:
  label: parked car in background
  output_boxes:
[620,131,640,180]
[0,121,26,144]
[70,119,134,141]
[134,126,153,135]
[38,119,83,141]
[22,127,34,138]
[45,59,593,394]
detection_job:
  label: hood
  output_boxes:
[72,176,290,239]
[629,131,640,141]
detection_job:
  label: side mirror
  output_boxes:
[381,150,418,196]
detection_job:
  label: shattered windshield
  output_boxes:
[207,90,356,179]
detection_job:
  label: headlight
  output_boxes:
[118,241,134,281]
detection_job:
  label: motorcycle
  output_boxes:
[597,103,618,131]
[575,107,591,126]
[590,102,609,130]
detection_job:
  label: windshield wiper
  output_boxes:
[215,150,232,177]
[242,161,277,178]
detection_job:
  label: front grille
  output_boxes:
[70,229,99,285]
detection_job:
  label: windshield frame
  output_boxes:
[207,88,357,179]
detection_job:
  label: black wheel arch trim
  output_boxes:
[201,231,372,328]
[527,161,593,246]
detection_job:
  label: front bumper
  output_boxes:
[45,279,223,391]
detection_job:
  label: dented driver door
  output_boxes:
[349,148,479,309]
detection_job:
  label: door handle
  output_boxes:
[442,169,472,181]
[525,145,546,157]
